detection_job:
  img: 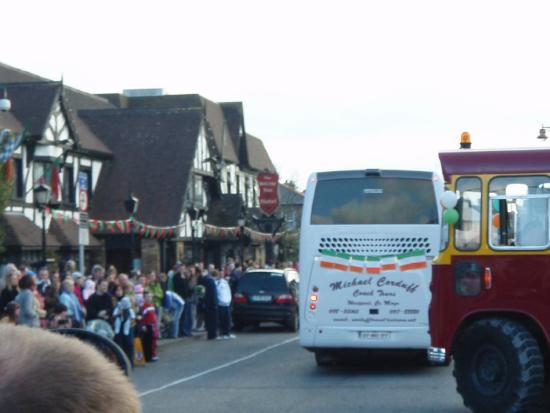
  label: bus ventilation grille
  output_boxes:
[317,237,431,255]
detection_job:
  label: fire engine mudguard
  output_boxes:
[453,318,544,413]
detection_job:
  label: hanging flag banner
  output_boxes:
[257,172,279,216]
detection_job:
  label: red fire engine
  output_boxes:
[430,134,549,413]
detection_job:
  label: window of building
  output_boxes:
[455,177,482,251]
[11,158,24,200]
[63,166,75,204]
[488,176,550,249]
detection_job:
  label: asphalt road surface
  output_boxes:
[131,325,545,413]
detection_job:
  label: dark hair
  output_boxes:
[18,275,35,290]
[52,303,68,315]
[5,301,19,317]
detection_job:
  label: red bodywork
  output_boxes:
[431,147,550,356]
[431,255,550,353]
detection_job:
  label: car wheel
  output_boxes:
[287,311,299,332]
[453,319,544,413]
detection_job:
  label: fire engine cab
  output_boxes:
[430,134,549,413]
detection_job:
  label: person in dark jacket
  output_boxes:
[200,265,219,340]
[173,266,194,337]
[0,268,19,317]
[86,279,113,322]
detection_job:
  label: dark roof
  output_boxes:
[1,214,61,248]
[49,219,102,248]
[79,108,203,226]
[279,183,304,206]
[0,111,23,131]
[243,133,276,172]
[205,194,244,227]
[0,63,113,157]
[98,93,240,164]
[0,62,50,83]
[439,148,550,181]
[2,82,60,137]
[220,102,245,162]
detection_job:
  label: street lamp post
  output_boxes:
[187,206,205,264]
[124,194,139,271]
[34,184,51,264]
[237,213,246,265]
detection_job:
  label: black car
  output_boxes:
[232,268,299,332]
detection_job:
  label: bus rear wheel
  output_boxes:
[453,319,544,413]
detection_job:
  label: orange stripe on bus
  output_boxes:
[400,262,427,271]
[320,261,335,269]
[334,263,348,271]
[381,264,397,271]
[349,265,363,273]
[366,268,381,274]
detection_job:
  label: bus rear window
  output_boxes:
[311,177,438,225]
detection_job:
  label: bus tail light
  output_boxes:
[233,293,248,304]
[309,303,317,310]
[483,267,492,290]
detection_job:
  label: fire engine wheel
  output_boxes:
[453,319,544,413]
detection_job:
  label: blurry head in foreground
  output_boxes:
[0,325,142,413]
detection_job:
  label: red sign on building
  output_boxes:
[257,172,279,216]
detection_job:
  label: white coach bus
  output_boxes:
[299,169,443,365]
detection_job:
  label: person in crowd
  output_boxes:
[43,272,61,319]
[63,260,77,281]
[0,324,142,413]
[173,265,193,337]
[229,263,243,294]
[139,291,159,362]
[0,266,19,318]
[91,264,106,283]
[82,279,96,302]
[46,303,72,329]
[166,262,179,292]
[36,267,50,296]
[106,265,118,283]
[71,272,85,306]
[0,302,19,324]
[134,274,147,308]
[146,271,164,331]
[113,296,136,367]
[86,279,113,322]
[15,276,41,327]
[59,278,85,328]
[215,270,235,339]
[193,265,206,331]
[201,265,219,340]
[162,290,184,339]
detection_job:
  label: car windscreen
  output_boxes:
[311,177,438,225]
[237,273,288,293]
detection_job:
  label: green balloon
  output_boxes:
[492,199,500,212]
[443,208,459,225]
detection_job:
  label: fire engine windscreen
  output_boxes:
[310,177,438,225]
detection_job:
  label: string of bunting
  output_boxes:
[48,211,279,241]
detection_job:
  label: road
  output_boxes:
[131,325,475,413]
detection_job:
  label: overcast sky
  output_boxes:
[3,0,550,189]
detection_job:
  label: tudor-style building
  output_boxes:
[0,63,280,272]
[0,80,111,265]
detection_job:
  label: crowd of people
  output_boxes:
[0,257,256,369]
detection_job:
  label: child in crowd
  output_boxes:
[113,296,136,367]
[139,291,159,362]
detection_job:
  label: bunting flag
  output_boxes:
[82,219,281,242]
[318,250,427,274]
[0,129,26,164]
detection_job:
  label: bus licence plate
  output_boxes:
[359,331,391,340]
